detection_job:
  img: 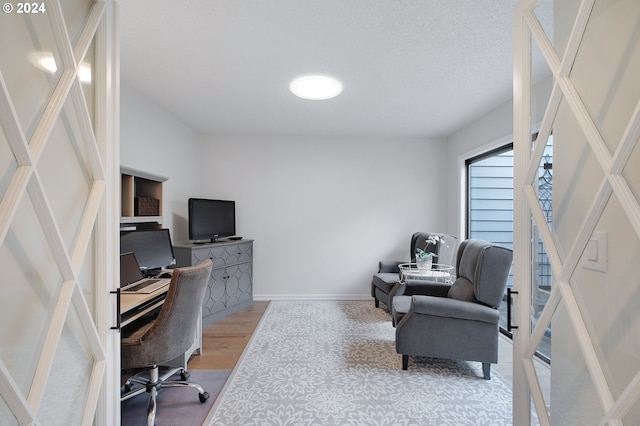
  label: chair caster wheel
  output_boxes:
[180,370,190,380]
[123,383,133,393]
[199,392,209,403]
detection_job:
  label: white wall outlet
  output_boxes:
[582,231,607,273]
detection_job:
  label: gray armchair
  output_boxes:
[121,259,213,425]
[392,240,512,379]
[371,232,457,310]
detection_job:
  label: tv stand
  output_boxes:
[173,239,253,325]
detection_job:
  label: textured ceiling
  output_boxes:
[120,0,537,138]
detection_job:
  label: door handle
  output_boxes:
[507,288,518,332]
[110,288,121,332]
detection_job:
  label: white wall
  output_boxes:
[120,84,449,299]
[199,136,447,299]
[120,84,203,238]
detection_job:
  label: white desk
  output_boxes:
[121,287,169,327]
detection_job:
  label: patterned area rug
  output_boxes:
[204,300,513,425]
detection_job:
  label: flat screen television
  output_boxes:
[120,228,176,274]
[188,198,236,243]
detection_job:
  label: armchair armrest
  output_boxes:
[402,279,451,298]
[410,295,499,325]
[378,260,403,273]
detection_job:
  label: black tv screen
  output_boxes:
[120,228,176,273]
[188,198,236,242]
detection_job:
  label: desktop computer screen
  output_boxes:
[120,228,176,274]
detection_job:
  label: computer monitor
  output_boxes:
[120,228,176,274]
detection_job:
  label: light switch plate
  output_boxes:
[582,231,607,272]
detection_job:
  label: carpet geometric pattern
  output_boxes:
[205,300,513,425]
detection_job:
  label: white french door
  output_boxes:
[0,0,119,424]
[514,0,640,424]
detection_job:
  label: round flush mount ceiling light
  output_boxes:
[289,74,343,100]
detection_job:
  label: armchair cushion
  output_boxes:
[447,277,475,302]
[371,272,399,294]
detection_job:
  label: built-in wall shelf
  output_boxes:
[120,166,167,228]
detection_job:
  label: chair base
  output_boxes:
[121,365,209,425]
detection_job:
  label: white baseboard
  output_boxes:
[253,294,371,301]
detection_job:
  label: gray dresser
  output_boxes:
[173,239,253,325]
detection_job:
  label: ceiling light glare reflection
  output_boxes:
[78,63,92,83]
[29,52,92,83]
[30,52,57,73]
[289,74,343,100]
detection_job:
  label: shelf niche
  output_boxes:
[120,166,167,228]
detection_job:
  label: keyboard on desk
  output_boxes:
[121,278,170,294]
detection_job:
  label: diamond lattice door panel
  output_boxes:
[514,0,640,424]
[0,1,114,423]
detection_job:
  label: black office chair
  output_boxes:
[120,259,212,426]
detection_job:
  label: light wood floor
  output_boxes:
[187,301,270,370]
